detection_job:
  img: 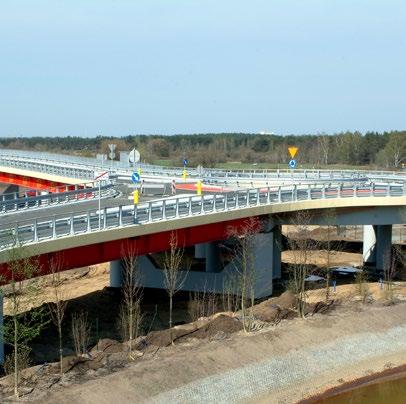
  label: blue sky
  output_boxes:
[0,0,405,136]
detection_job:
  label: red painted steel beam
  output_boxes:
[0,216,263,281]
[0,171,67,192]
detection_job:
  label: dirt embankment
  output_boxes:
[18,301,406,404]
[1,283,405,403]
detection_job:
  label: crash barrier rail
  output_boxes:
[1,150,406,183]
[0,180,116,214]
[0,181,404,250]
[0,155,94,180]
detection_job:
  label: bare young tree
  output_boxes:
[322,212,344,302]
[227,217,261,332]
[163,232,188,344]
[383,249,398,304]
[47,257,68,376]
[221,273,241,313]
[286,211,316,318]
[71,311,91,356]
[4,242,49,398]
[318,134,330,166]
[118,245,143,359]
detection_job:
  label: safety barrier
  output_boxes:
[1,181,404,249]
[0,180,116,214]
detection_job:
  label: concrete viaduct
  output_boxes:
[0,149,405,361]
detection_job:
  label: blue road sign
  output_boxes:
[289,159,297,169]
[183,158,188,167]
[131,172,141,183]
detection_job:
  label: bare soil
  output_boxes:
[0,295,401,403]
[1,247,406,403]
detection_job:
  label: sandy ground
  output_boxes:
[2,250,362,315]
[2,250,406,403]
[2,264,109,315]
[28,300,406,404]
[282,250,362,268]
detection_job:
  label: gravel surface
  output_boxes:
[151,325,406,404]
[28,300,406,404]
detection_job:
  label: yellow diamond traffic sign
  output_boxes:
[288,147,298,159]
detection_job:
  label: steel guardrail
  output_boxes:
[0,181,404,250]
[0,180,116,214]
[1,149,406,184]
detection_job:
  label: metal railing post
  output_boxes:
[148,202,152,222]
[53,216,57,238]
[133,205,138,223]
[70,214,74,235]
[87,212,91,232]
[33,219,38,241]
[119,206,123,226]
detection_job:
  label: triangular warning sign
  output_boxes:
[288,147,298,159]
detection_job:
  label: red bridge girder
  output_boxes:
[0,216,263,281]
[0,171,68,193]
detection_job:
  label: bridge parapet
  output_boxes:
[1,150,406,184]
[0,181,405,254]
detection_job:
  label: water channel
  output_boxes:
[318,374,406,404]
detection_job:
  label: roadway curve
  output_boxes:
[0,150,405,280]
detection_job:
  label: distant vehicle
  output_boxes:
[329,266,362,278]
[304,274,325,283]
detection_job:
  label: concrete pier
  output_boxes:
[205,242,221,273]
[363,224,393,271]
[363,225,377,263]
[376,225,392,271]
[109,260,123,287]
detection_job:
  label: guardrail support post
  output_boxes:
[87,212,91,232]
[162,200,166,219]
[70,214,74,235]
[52,217,57,238]
[33,219,38,241]
[119,206,123,226]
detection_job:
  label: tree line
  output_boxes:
[0,131,405,168]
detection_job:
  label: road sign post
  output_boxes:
[133,189,139,205]
[197,180,202,195]
[94,171,109,230]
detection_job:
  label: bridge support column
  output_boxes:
[194,243,206,260]
[363,225,392,271]
[240,232,273,298]
[363,225,376,264]
[109,260,123,288]
[271,225,282,279]
[206,242,221,273]
[376,225,392,272]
